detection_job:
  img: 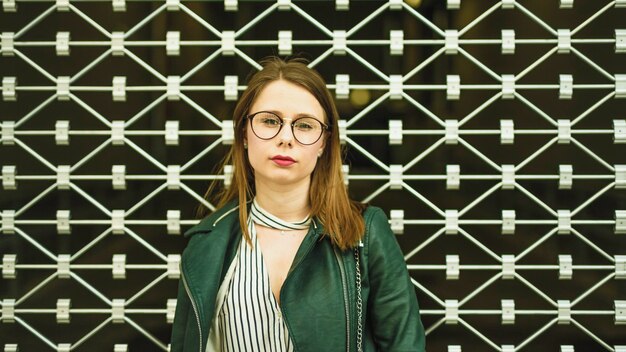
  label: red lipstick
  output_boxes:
[271,155,296,166]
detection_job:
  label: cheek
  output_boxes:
[305,145,323,167]
[245,138,267,171]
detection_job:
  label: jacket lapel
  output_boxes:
[180,201,242,349]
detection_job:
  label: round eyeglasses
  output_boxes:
[247,111,328,145]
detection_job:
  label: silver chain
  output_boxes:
[354,246,363,352]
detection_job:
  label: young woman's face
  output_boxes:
[245,79,326,190]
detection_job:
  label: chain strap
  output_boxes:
[354,246,363,352]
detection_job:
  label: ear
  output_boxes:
[318,134,326,156]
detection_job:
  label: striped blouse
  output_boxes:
[208,220,295,352]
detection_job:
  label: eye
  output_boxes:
[259,115,281,126]
[294,118,318,131]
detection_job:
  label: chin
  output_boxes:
[258,172,310,187]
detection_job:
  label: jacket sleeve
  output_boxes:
[365,208,426,351]
[170,276,190,352]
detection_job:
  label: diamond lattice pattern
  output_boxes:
[1,0,626,351]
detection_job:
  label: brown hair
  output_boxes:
[200,57,365,251]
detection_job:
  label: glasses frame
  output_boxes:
[246,111,329,145]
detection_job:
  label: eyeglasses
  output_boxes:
[247,111,328,145]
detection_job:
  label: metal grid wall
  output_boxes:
[1,0,626,351]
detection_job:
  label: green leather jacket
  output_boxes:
[170,201,426,351]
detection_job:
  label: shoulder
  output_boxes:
[183,199,241,238]
[361,205,400,254]
[362,205,389,230]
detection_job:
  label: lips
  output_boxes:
[271,155,296,166]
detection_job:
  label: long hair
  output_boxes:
[200,57,365,251]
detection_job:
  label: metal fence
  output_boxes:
[1,0,625,350]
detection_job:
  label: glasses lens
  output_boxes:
[293,117,323,145]
[251,112,282,139]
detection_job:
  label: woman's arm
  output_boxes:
[366,207,426,351]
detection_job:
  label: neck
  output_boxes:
[254,179,311,221]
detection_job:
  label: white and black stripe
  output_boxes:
[250,198,311,231]
[214,199,311,352]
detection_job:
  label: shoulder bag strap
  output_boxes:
[354,241,364,352]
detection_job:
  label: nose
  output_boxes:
[278,118,295,145]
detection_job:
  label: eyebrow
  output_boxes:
[265,110,320,120]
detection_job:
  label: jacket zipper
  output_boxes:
[333,247,351,352]
[181,268,203,352]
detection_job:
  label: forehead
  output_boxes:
[250,80,325,121]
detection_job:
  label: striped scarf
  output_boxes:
[249,198,311,232]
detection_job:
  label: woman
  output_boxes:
[171,57,425,352]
